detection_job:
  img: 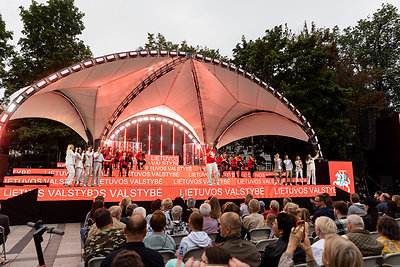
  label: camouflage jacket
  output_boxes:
[83,228,126,262]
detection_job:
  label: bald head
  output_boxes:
[220,212,241,236]
[109,206,122,220]
[125,214,147,241]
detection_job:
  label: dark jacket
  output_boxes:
[312,207,335,223]
[0,214,10,245]
[363,214,379,232]
[215,225,251,243]
[346,229,384,256]
[261,237,306,267]
[220,234,260,267]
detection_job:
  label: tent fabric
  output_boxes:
[3,51,315,148]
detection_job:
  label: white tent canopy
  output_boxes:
[0,51,319,150]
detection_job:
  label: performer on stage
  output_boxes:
[306,150,320,185]
[114,148,121,170]
[120,152,129,177]
[273,153,283,185]
[247,156,256,178]
[83,146,93,187]
[221,152,229,178]
[104,153,113,177]
[283,155,294,185]
[231,155,238,178]
[74,147,84,186]
[216,154,223,178]
[237,154,243,178]
[136,149,146,170]
[295,156,303,185]
[206,143,219,186]
[93,147,105,186]
[64,144,75,187]
[127,148,134,170]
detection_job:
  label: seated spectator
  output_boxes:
[300,208,312,225]
[311,216,337,265]
[344,214,383,256]
[312,194,335,223]
[348,194,367,216]
[119,197,131,218]
[322,193,333,208]
[243,199,266,231]
[263,200,280,220]
[111,250,143,267]
[165,205,189,236]
[201,245,232,265]
[100,214,164,267]
[146,199,161,223]
[284,202,302,219]
[209,197,222,222]
[385,200,400,219]
[392,194,400,209]
[266,213,276,238]
[374,190,383,201]
[333,200,348,235]
[377,216,400,255]
[88,206,126,239]
[377,193,390,214]
[178,212,212,257]
[0,202,9,265]
[240,194,253,217]
[173,197,192,222]
[161,198,173,222]
[215,202,251,243]
[219,212,260,267]
[120,203,138,224]
[143,210,175,251]
[187,197,198,213]
[81,198,104,244]
[283,197,293,208]
[84,208,126,263]
[278,229,363,267]
[362,197,380,232]
[200,203,219,233]
[259,201,266,214]
[132,207,146,218]
[262,213,306,267]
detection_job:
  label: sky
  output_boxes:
[1,0,400,97]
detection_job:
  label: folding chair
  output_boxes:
[0,226,6,261]
[379,252,400,267]
[207,232,218,241]
[159,250,176,264]
[362,255,382,267]
[171,233,188,249]
[249,228,271,242]
[255,238,278,254]
[183,247,204,262]
[88,256,105,267]
[370,231,381,240]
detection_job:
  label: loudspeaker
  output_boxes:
[0,135,10,182]
[359,107,378,150]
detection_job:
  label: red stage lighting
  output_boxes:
[160,125,163,155]
[148,124,151,154]
[172,126,175,155]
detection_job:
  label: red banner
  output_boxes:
[57,162,65,168]
[328,161,355,194]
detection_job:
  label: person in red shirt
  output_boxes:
[231,155,238,178]
[114,148,121,170]
[216,155,223,178]
[237,154,243,178]
[206,143,219,186]
[221,152,229,177]
[119,152,129,177]
[135,149,146,170]
[247,156,254,178]
[104,154,114,177]
[262,200,280,220]
[127,148,134,169]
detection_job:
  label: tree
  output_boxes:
[233,23,354,160]
[139,32,229,61]
[4,0,92,96]
[338,3,400,111]
[0,13,14,110]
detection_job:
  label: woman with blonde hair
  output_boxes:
[295,156,303,185]
[64,144,76,186]
[284,202,302,219]
[74,147,84,186]
[119,197,131,218]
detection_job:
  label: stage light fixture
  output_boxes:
[60,69,71,76]
[170,51,177,56]
[275,91,282,98]
[318,144,321,150]
[7,103,16,113]
[140,51,148,56]
[160,50,168,56]
[138,118,143,122]
[173,122,178,127]
[283,97,289,104]
[162,118,168,122]
[106,55,115,61]
[156,117,162,121]
[301,115,307,123]
[118,53,128,58]
[289,103,295,110]
[222,62,229,68]
[110,134,115,139]
[179,126,183,131]
[254,77,261,83]
[196,54,203,60]
[261,82,267,87]
[307,122,311,128]
[131,120,137,124]
[119,126,125,131]
[129,51,138,57]
[150,50,158,55]
[115,129,120,134]
[0,114,8,123]
[83,60,94,67]
[238,68,245,74]
[125,122,131,127]
[230,64,237,70]
[15,96,24,104]
[71,64,82,71]
[168,120,173,125]
[245,72,252,78]
[150,117,155,121]
[178,51,186,56]
[184,130,188,134]
[143,117,149,121]
[0,125,2,131]
[48,74,58,82]
[25,87,35,95]
[315,136,318,143]
[311,129,315,135]
[204,57,212,62]
[36,80,47,88]
[188,134,193,139]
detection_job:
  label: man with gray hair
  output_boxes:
[344,214,383,256]
[164,205,189,235]
[200,203,218,233]
[187,197,198,212]
[88,206,126,239]
[311,216,337,265]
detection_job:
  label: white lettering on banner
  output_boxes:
[13,169,32,174]
[180,188,224,197]
[150,172,180,177]
[3,188,34,197]
[109,188,162,198]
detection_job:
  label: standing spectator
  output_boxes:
[273,154,283,185]
[344,214,383,256]
[0,203,9,265]
[348,194,367,216]
[283,155,293,185]
[263,200,280,220]
[312,194,335,223]
[240,194,253,217]
[305,151,319,185]
[84,208,126,263]
[143,211,175,251]
[165,205,189,236]
[261,213,306,267]
[243,199,266,231]
[376,216,400,255]
[333,201,348,235]
[178,212,212,257]
[200,203,218,233]
[220,212,260,267]
[100,214,164,267]
[377,193,390,214]
[362,197,380,232]
[209,197,222,222]
[311,216,337,265]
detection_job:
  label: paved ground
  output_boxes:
[4,223,82,266]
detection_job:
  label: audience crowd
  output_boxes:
[76,191,400,267]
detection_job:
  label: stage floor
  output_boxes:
[0,167,337,202]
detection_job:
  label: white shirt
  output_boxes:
[283,159,293,170]
[65,149,75,166]
[84,151,93,167]
[311,238,325,265]
[93,152,104,163]
[306,155,319,171]
[75,152,84,169]
[295,160,303,171]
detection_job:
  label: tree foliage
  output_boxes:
[4,0,92,96]
[0,13,14,109]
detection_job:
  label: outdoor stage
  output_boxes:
[0,156,354,202]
